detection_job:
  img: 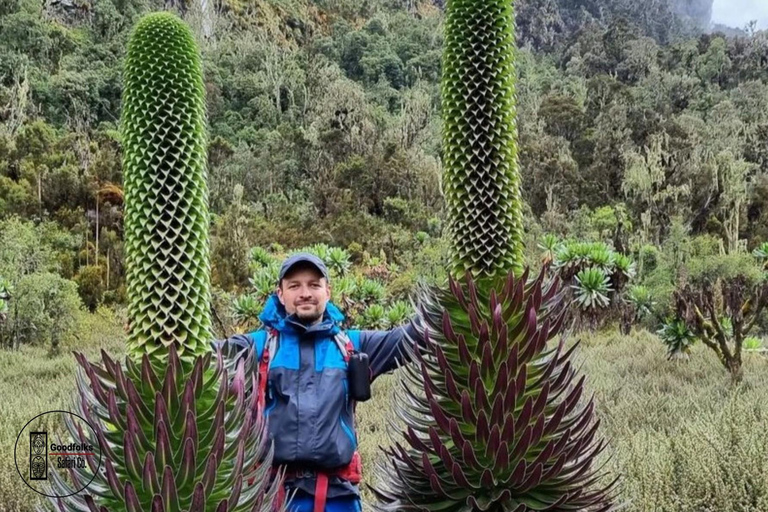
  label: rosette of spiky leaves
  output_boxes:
[331,275,357,308]
[573,268,612,310]
[42,343,283,512]
[299,244,331,263]
[609,254,634,292]
[249,247,276,272]
[537,235,562,265]
[362,304,388,330]
[371,269,619,511]
[386,300,413,328]
[586,244,615,274]
[718,316,734,339]
[553,243,589,282]
[233,294,262,329]
[626,285,654,322]
[657,317,697,361]
[327,247,352,277]
[354,278,387,303]
[744,336,763,351]
[121,12,211,365]
[249,262,280,301]
[440,0,525,279]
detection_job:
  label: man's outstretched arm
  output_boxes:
[210,333,254,363]
[359,319,425,381]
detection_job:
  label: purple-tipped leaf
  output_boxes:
[162,465,179,511]
[475,410,490,444]
[124,481,141,512]
[138,354,160,396]
[511,425,533,462]
[189,482,206,512]
[500,413,516,444]
[155,420,173,474]
[457,334,472,367]
[151,495,164,512]
[484,425,501,460]
[202,454,220,498]
[123,431,142,480]
[142,451,160,496]
[460,390,477,424]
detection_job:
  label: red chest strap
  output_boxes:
[257,328,278,412]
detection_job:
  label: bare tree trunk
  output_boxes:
[726,358,743,383]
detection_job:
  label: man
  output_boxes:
[216,252,422,512]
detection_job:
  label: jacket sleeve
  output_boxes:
[210,333,254,364]
[359,318,424,381]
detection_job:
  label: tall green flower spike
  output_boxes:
[441,0,525,280]
[39,12,281,512]
[370,0,620,510]
[122,11,212,366]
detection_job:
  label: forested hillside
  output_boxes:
[1,0,767,340]
[3,1,768,510]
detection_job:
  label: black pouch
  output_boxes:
[347,352,372,402]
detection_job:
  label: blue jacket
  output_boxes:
[216,293,421,498]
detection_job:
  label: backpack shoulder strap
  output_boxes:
[250,328,279,363]
[251,329,269,359]
[333,329,361,363]
[346,330,361,352]
[252,328,278,411]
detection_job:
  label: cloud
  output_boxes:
[712,0,768,29]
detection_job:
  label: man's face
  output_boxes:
[277,265,331,325]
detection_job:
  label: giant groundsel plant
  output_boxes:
[370,0,619,510]
[41,12,280,512]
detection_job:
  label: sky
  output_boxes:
[712,0,768,29]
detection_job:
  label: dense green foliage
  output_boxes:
[230,242,423,331]
[2,0,768,321]
[2,0,768,308]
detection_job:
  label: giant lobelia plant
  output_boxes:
[369,0,620,510]
[41,12,281,512]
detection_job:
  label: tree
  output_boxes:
[622,131,689,244]
[675,254,768,382]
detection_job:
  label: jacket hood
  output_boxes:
[258,293,345,335]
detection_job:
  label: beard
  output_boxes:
[295,303,323,324]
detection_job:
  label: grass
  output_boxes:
[0,307,125,511]
[2,312,767,512]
